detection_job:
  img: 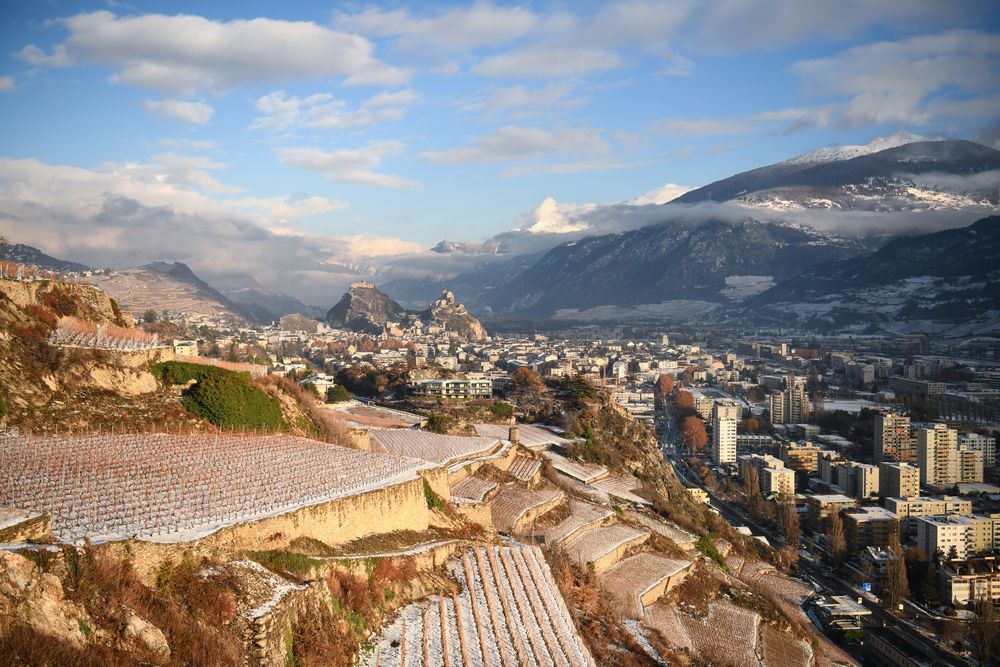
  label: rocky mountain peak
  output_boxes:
[421,290,487,340]
[326,282,405,333]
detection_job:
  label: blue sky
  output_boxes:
[0,1,997,301]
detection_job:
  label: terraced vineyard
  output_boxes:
[599,552,691,616]
[364,544,595,666]
[489,484,563,534]
[562,524,649,573]
[451,476,498,503]
[507,455,541,482]
[371,430,504,467]
[542,500,612,546]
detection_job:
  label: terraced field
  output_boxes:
[363,544,595,666]
[474,424,572,450]
[451,476,498,503]
[507,455,541,482]
[542,500,612,546]
[542,452,608,483]
[489,484,564,534]
[626,510,698,549]
[371,430,504,467]
[562,524,649,574]
[600,552,691,616]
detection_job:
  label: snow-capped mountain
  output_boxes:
[782,130,934,166]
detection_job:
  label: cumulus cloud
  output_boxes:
[250,89,419,132]
[423,126,609,164]
[629,182,692,205]
[18,11,406,95]
[142,98,214,125]
[793,30,1000,127]
[0,156,421,305]
[336,3,536,52]
[278,142,418,189]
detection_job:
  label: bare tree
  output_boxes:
[879,532,909,612]
[826,511,846,566]
[970,590,998,667]
[778,500,801,547]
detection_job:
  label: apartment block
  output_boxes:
[886,496,973,534]
[711,399,740,466]
[879,462,920,500]
[917,424,959,487]
[780,441,821,474]
[843,506,899,552]
[959,447,985,484]
[942,559,1000,605]
[874,411,914,463]
[959,433,997,468]
[916,515,974,560]
[769,372,810,424]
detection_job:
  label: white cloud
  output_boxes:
[14,44,71,67]
[502,159,648,177]
[516,196,597,234]
[651,106,836,137]
[459,82,587,119]
[142,98,214,125]
[20,11,406,95]
[158,137,219,151]
[473,47,622,78]
[0,155,421,305]
[223,195,347,223]
[336,4,536,52]
[628,182,692,205]
[278,142,418,189]
[250,89,419,132]
[422,126,609,164]
[0,76,13,92]
[793,29,1000,127]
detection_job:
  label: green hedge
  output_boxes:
[152,360,249,385]
[181,373,285,430]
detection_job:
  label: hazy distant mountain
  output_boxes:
[742,215,1000,332]
[672,138,1000,212]
[486,218,870,318]
[0,243,90,273]
[206,272,324,322]
[430,239,503,255]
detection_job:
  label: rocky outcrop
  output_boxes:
[124,610,170,663]
[326,281,406,333]
[0,550,93,648]
[420,290,488,340]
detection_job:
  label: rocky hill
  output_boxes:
[0,243,90,273]
[87,262,250,323]
[327,281,406,333]
[419,290,488,340]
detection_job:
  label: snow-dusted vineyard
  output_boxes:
[562,524,649,572]
[626,510,698,548]
[47,318,165,351]
[590,475,651,505]
[761,624,812,667]
[600,552,691,616]
[489,484,563,534]
[677,601,761,666]
[371,430,504,466]
[507,455,541,482]
[473,424,572,450]
[450,476,497,503]
[542,500,612,546]
[363,544,595,667]
[542,451,607,483]
[0,433,427,543]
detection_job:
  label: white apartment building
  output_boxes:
[959,433,997,468]
[879,462,920,499]
[916,515,973,560]
[711,399,741,465]
[917,424,959,487]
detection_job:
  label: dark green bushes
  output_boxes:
[151,360,249,386]
[181,373,284,430]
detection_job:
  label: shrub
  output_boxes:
[423,478,446,512]
[182,373,285,430]
[697,534,730,573]
[326,385,351,403]
[244,550,320,580]
[425,412,452,434]
[152,360,247,386]
[489,402,513,418]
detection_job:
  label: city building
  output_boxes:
[874,411,914,463]
[761,465,796,496]
[917,424,959,487]
[885,496,973,534]
[959,447,985,484]
[941,558,1000,605]
[843,506,899,552]
[407,374,493,399]
[959,432,997,469]
[711,399,740,465]
[768,372,810,424]
[916,515,975,560]
[879,462,920,500]
[779,441,821,474]
[853,464,880,500]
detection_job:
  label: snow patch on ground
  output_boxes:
[720,275,775,301]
